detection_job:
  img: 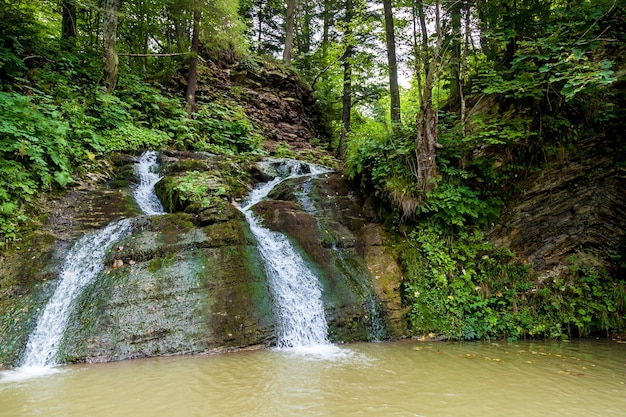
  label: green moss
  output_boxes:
[165,159,210,173]
[203,218,246,246]
[109,164,138,189]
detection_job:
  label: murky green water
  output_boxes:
[1,339,625,417]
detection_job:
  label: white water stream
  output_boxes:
[20,219,132,369]
[17,155,335,374]
[295,179,387,341]
[133,150,165,215]
[19,151,166,370]
[239,159,333,349]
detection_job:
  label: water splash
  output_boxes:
[133,151,165,215]
[20,219,132,369]
[238,159,332,349]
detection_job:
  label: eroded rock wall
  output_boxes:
[252,173,407,340]
[489,136,626,278]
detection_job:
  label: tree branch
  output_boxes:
[119,53,186,57]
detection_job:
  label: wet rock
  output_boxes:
[252,173,407,341]
[0,155,407,367]
[57,215,274,364]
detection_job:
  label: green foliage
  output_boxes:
[416,181,498,228]
[344,119,391,185]
[402,225,626,340]
[187,102,260,154]
[476,1,617,103]
[0,0,58,82]
[274,143,294,159]
[0,92,72,240]
[463,112,532,146]
[101,124,171,152]
[169,170,227,212]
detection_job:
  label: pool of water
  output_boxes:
[1,339,624,416]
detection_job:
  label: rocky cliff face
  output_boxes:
[197,59,328,155]
[489,135,626,279]
[0,153,406,368]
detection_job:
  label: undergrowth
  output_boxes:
[0,64,263,243]
[401,222,626,340]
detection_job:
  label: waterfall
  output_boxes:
[239,159,332,348]
[133,151,165,215]
[20,219,132,368]
[295,179,388,341]
[20,151,164,369]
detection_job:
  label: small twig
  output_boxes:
[577,0,616,43]
[119,53,186,57]
[312,49,350,90]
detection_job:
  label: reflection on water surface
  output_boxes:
[1,339,625,417]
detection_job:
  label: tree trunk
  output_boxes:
[283,0,298,66]
[61,0,77,48]
[476,0,490,56]
[339,47,352,158]
[103,0,122,93]
[383,0,401,128]
[337,0,353,159]
[414,0,442,194]
[416,1,429,80]
[185,3,201,114]
[447,0,462,109]
[257,0,265,52]
[461,5,470,135]
[299,0,312,70]
[322,0,332,45]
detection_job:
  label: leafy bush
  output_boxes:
[401,224,626,340]
[188,102,260,154]
[416,181,499,228]
[0,92,72,241]
[101,124,171,152]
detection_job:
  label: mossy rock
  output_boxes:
[56,216,274,364]
[194,199,242,226]
[0,232,69,368]
[162,158,210,174]
[0,232,60,293]
[155,170,227,213]
[109,164,139,189]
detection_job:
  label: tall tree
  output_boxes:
[338,0,354,158]
[447,0,463,109]
[382,0,401,127]
[61,0,77,47]
[244,0,284,54]
[294,0,313,71]
[283,0,298,66]
[103,0,122,93]
[413,0,444,195]
[185,0,201,113]
[322,0,332,44]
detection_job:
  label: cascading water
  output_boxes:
[294,179,388,341]
[239,159,332,349]
[20,219,132,368]
[133,150,165,215]
[19,151,165,369]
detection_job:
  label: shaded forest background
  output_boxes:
[1,0,625,340]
